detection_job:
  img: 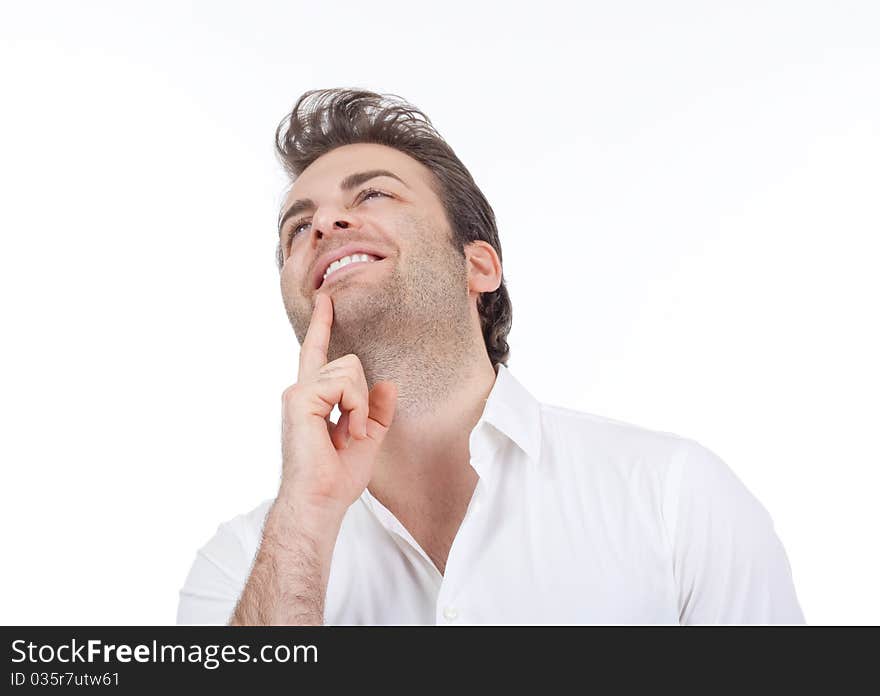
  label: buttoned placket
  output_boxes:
[435,419,500,625]
[359,419,500,625]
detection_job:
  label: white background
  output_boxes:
[1,1,877,625]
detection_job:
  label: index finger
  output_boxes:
[298,293,333,381]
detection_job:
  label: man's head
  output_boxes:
[274,88,512,377]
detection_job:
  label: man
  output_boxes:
[177,88,804,625]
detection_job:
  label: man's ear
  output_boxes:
[465,241,502,296]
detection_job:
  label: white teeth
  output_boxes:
[322,253,378,282]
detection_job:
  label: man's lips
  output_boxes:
[320,256,384,288]
[311,242,388,290]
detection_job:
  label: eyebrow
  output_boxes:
[277,169,409,240]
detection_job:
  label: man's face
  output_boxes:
[279,143,471,370]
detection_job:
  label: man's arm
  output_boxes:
[225,294,397,625]
[228,493,342,625]
[664,439,805,624]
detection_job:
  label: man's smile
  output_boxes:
[312,242,388,289]
[320,254,384,288]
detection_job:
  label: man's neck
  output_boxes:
[365,345,497,516]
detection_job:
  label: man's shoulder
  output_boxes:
[536,405,755,515]
[536,400,696,463]
[534,402,764,525]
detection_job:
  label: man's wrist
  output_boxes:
[270,487,345,549]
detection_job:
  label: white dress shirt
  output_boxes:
[177,364,805,625]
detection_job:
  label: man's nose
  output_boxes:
[311,207,357,240]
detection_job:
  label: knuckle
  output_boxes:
[347,374,367,397]
[343,353,363,368]
[282,383,303,405]
[343,356,366,380]
[320,359,341,373]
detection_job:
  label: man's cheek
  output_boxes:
[279,267,304,298]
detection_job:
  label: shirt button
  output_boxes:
[442,606,459,622]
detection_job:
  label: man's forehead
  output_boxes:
[282,143,429,205]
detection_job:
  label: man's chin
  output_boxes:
[328,285,394,325]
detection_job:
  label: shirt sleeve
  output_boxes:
[176,515,257,625]
[664,439,805,624]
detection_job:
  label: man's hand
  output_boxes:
[281,292,398,520]
[230,293,397,625]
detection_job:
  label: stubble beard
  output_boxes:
[285,241,477,418]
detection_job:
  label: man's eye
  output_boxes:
[286,189,389,250]
[359,188,388,202]
[292,220,311,238]
[285,220,311,251]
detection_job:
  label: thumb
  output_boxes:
[367,381,397,433]
[354,381,397,448]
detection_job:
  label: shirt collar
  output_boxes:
[470,363,543,467]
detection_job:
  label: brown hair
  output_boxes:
[274,88,512,368]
